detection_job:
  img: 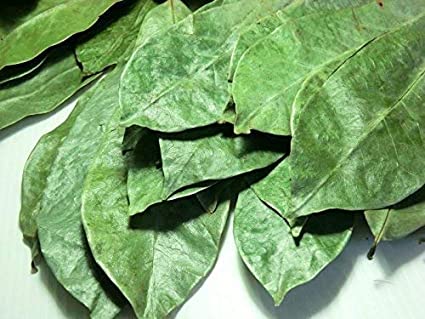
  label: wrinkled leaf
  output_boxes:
[19,87,87,262]
[286,15,425,218]
[0,47,85,130]
[82,125,232,318]
[160,124,288,196]
[119,0,292,132]
[234,187,353,304]
[232,0,425,135]
[366,186,425,242]
[135,0,191,47]
[0,0,122,69]
[127,129,214,215]
[36,70,124,318]
[76,0,157,75]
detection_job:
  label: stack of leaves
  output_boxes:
[1,0,424,317]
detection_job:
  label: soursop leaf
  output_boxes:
[81,126,232,318]
[159,124,289,197]
[232,0,425,135]
[119,0,292,133]
[19,85,88,264]
[35,69,125,318]
[127,129,214,215]
[234,187,353,305]
[135,0,191,47]
[0,54,47,86]
[286,14,425,218]
[0,47,86,130]
[76,0,157,75]
[365,186,425,244]
[0,0,123,70]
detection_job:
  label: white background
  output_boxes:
[1,100,425,319]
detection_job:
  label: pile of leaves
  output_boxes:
[1,0,425,317]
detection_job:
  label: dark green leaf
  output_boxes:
[76,0,157,75]
[0,0,122,70]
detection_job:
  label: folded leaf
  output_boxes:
[159,124,288,196]
[287,15,425,218]
[0,0,122,70]
[36,70,124,318]
[119,0,292,132]
[365,186,425,242]
[81,125,232,318]
[0,54,47,85]
[0,47,84,130]
[76,0,157,75]
[127,129,214,215]
[232,0,425,135]
[234,187,353,305]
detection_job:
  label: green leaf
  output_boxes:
[159,125,288,197]
[135,0,191,47]
[0,47,85,130]
[232,0,425,135]
[234,187,353,305]
[19,85,87,263]
[35,70,124,318]
[365,186,425,242]
[119,0,292,132]
[0,0,122,70]
[0,54,47,85]
[286,14,425,218]
[127,129,214,215]
[76,0,157,75]
[81,126,232,318]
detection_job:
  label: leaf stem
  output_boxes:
[169,0,176,24]
[367,209,391,260]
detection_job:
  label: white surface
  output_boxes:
[1,102,425,319]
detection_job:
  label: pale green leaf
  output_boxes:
[234,187,353,305]
[119,0,292,132]
[127,129,214,215]
[232,0,425,135]
[36,70,124,318]
[366,186,425,242]
[81,127,232,318]
[0,47,84,130]
[286,15,425,218]
[159,125,288,197]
